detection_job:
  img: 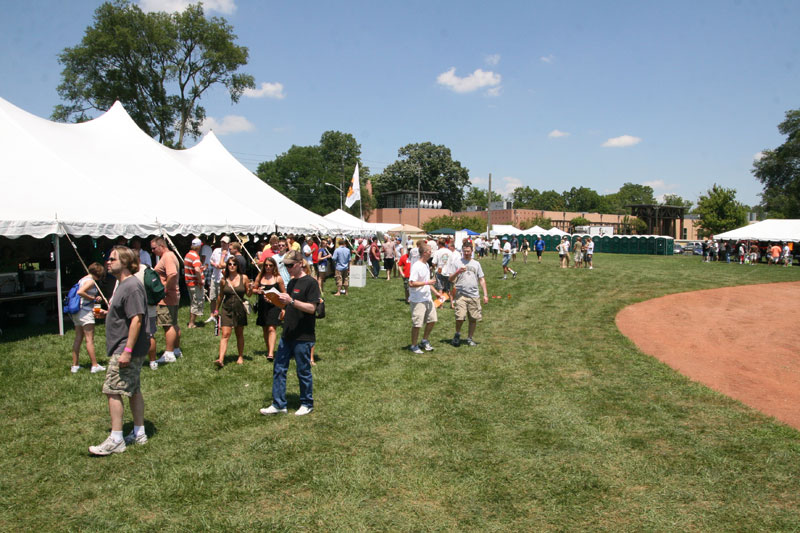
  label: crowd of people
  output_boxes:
[701,239,793,266]
[69,229,600,456]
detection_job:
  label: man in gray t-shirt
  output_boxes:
[89,246,149,456]
[446,241,488,347]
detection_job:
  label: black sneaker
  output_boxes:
[451,336,461,347]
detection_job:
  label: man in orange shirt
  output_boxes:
[151,237,182,364]
[770,243,782,265]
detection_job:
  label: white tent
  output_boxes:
[520,225,548,235]
[0,97,273,238]
[171,133,358,235]
[489,224,522,236]
[546,227,570,236]
[323,209,395,234]
[714,219,800,242]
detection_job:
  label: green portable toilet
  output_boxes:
[592,235,601,253]
[645,236,655,254]
[600,235,610,253]
[619,236,630,254]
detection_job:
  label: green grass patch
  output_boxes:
[2,253,800,531]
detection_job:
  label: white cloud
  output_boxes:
[244,82,286,100]
[485,54,501,66]
[139,0,236,14]
[498,176,523,197]
[753,151,766,161]
[548,129,569,138]
[642,180,666,189]
[436,67,501,95]
[486,86,502,97]
[470,176,488,187]
[602,135,642,148]
[540,54,555,64]
[200,115,255,135]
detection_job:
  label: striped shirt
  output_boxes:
[184,250,204,287]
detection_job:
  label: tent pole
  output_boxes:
[54,234,64,336]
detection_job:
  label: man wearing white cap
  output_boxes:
[184,238,206,328]
[207,236,231,320]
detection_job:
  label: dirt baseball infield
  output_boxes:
[616,281,800,430]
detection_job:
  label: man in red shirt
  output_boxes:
[397,248,412,301]
[184,238,206,329]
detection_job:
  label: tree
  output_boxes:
[256,131,374,217]
[510,186,541,209]
[464,187,502,209]
[661,194,693,210]
[422,215,486,234]
[53,1,254,147]
[537,190,566,211]
[372,142,471,212]
[518,217,552,230]
[563,186,602,212]
[752,109,800,218]
[695,184,748,237]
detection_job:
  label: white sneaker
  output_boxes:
[90,365,105,373]
[295,405,313,416]
[156,352,176,364]
[173,348,183,358]
[149,361,158,370]
[260,405,287,415]
[420,340,434,352]
[124,431,148,446]
[409,345,424,354]
[70,365,81,373]
[204,316,216,323]
[88,436,126,456]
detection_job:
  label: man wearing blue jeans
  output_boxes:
[260,250,320,417]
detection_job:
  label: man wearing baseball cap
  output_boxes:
[261,250,320,416]
[184,238,206,329]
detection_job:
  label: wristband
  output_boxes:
[123,347,133,353]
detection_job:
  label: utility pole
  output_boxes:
[417,164,422,228]
[487,173,492,237]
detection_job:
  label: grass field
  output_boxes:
[1,253,800,532]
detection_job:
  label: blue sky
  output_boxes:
[2,0,798,207]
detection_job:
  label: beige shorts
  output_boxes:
[454,295,482,322]
[335,268,349,289]
[188,285,204,315]
[71,309,95,327]
[156,305,178,328]
[102,352,144,397]
[209,280,221,301]
[410,300,437,328]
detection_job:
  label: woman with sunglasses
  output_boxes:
[213,258,252,366]
[253,256,286,361]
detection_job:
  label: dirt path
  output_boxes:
[616,281,800,430]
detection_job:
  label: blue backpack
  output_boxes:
[63,280,82,315]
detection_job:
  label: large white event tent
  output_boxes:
[714,219,800,242]
[0,97,356,333]
[323,209,396,234]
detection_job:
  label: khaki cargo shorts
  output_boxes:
[454,294,482,322]
[102,352,144,397]
[410,300,437,328]
[156,304,178,327]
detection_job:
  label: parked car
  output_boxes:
[673,244,684,255]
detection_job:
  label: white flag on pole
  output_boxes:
[345,163,361,208]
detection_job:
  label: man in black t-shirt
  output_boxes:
[260,250,320,416]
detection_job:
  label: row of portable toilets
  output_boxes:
[501,234,676,256]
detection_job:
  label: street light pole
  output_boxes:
[324,182,343,210]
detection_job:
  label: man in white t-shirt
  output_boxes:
[492,237,501,259]
[408,244,441,355]
[584,237,595,269]
[501,237,517,279]
[432,238,453,296]
[207,236,231,319]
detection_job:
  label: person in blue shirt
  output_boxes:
[332,238,352,296]
[534,236,545,264]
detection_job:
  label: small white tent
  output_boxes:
[714,219,800,242]
[323,209,396,234]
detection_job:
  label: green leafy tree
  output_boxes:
[620,216,648,235]
[518,217,552,230]
[695,184,748,237]
[510,186,541,209]
[661,194,693,209]
[563,186,602,212]
[464,187,502,209]
[422,215,486,234]
[256,131,374,217]
[537,190,566,211]
[53,1,254,147]
[373,142,470,212]
[570,216,591,228]
[752,109,800,218]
